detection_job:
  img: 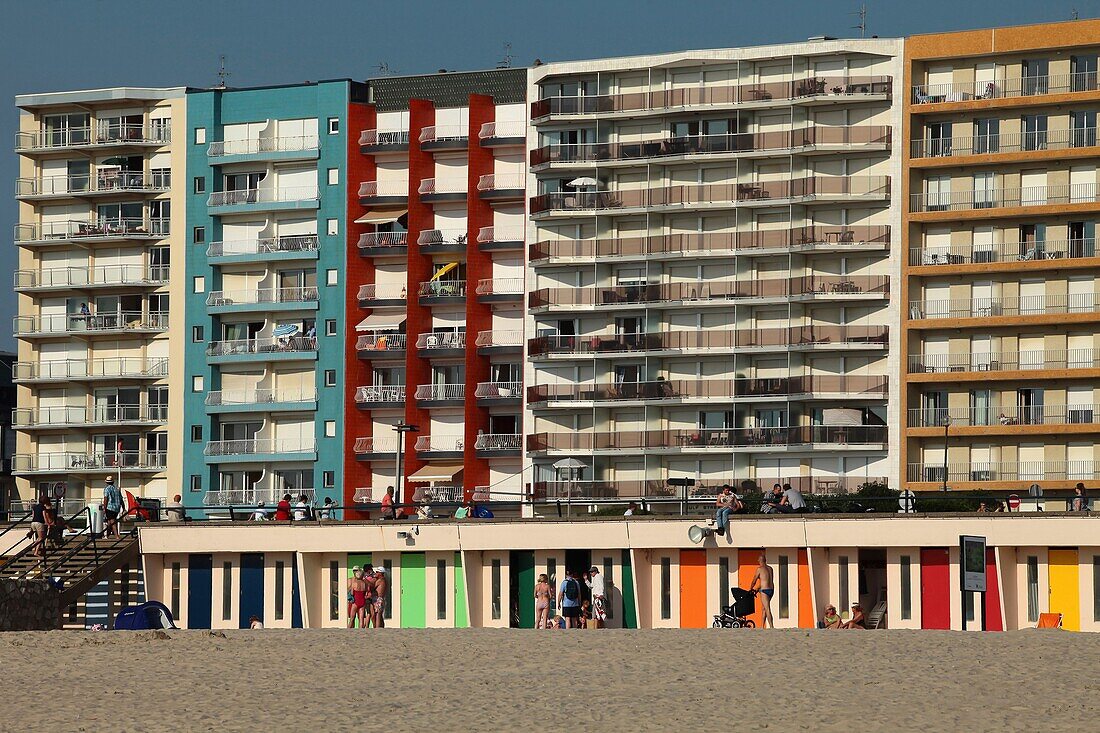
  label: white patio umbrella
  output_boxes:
[566,176,599,188]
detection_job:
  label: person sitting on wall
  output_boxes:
[761,484,783,514]
[822,604,842,629]
[453,500,471,520]
[842,602,866,629]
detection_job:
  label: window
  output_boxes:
[972,171,995,209]
[1094,556,1100,622]
[326,269,338,286]
[152,168,171,189]
[327,218,338,236]
[437,559,448,620]
[275,561,285,621]
[195,127,206,145]
[189,475,201,493]
[383,560,392,619]
[327,168,339,185]
[1026,556,1039,623]
[192,375,204,392]
[603,557,614,620]
[838,555,849,612]
[194,177,206,194]
[325,370,336,387]
[1072,54,1099,92]
[547,559,557,617]
[170,562,181,619]
[660,557,671,620]
[778,555,789,619]
[191,425,203,442]
[329,560,340,621]
[193,276,205,293]
[193,226,205,244]
[222,561,232,620]
[325,319,336,336]
[1022,114,1048,151]
[926,121,952,157]
[1071,111,1098,148]
[491,558,502,620]
[974,118,999,154]
[925,175,951,212]
[192,325,204,342]
[325,420,336,437]
[150,200,171,235]
[327,117,340,134]
[718,557,730,608]
[323,470,334,488]
[1022,59,1049,95]
[900,555,912,620]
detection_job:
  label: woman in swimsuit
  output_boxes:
[534,573,552,629]
[348,569,368,628]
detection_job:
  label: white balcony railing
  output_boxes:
[13,451,167,472]
[908,348,1100,374]
[15,218,164,243]
[203,439,315,456]
[206,287,318,306]
[419,125,468,144]
[13,357,168,382]
[475,381,522,398]
[907,460,1100,483]
[477,225,525,243]
[15,124,170,151]
[415,331,466,349]
[911,239,1096,266]
[207,234,318,257]
[357,231,408,248]
[207,134,319,157]
[354,385,406,403]
[476,173,525,191]
[359,129,411,146]
[16,171,168,197]
[475,433,522,450]
[207,186,319,207]
[475,329,523,347]
[15,311,168,335]
[13,405,167,427]
[205,336,316,357]
[358,181,408,197]
[203,487,316,507]
[205,388,316,406]
[909,404,1100,428]
[911,128,1099,158]
[357,283,406,301]
[417,229,468,246]
[418,178,466,196]
[912,72,1100,104]
[415,383,465,401]
[479,120,526,139]
[414,435,464,452]
[911,184,1099,213]
[911,293,1100,320]
[14,264,167,289]
[355,332,408,352]
[353,436,399,453]
[475,277,524,295]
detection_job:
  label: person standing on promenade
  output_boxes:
[30,494,51,557]
[102,476,123,538]
[586,566,607,628]
[557,568,582,628]
[348,567,368,629]
[372,566,389,628]
[535,573,553,629]
[1073,483,1089,511]
[750,553,775,628]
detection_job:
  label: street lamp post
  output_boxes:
[393,422,419,517]
[940,414,951,492]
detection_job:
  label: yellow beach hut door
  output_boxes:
[1048,549,1080,631]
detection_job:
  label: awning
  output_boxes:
[823,408,863,426]
[408,463,464,483]
[429,262,459,281]
[355,313,406,332]
[355,209,406,224]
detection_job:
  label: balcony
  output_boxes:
[16,171,169,200]
[354,384,406,407]
[15,218,165,246]
[417,178,467,203]
[530,176,890,217]
[910,294,1100,322]
[358,181,408,206]
[353,436,399,457]
[359,129,411,152]
[475,381,523,403]
[204,388,317,413]
[530,475,886,500]
[357,231,408,255]
[475,433,521,455]
[357,282,407,307]
[910,239,1096,267]
[477,225,525,251]
[419,125,468,150]
[416,330,466,355]
[203,439,317,463]
[479,120,526,146]
[15,124,170,153]
[414,383,465,406]
[528,375,888,405]
[207,234,319,262]
[417,280,467,304]
[14,264,168,292]
[527,425,888,453]
[417,229,468,252]
[476,329,523,354]
[911,128,1099,160]
[15,311,168,338]
[13,451,167,475]
[908,404,1100,429]
[207,134,319,163]
[476,278,525,303]
[528,325,888,358]
[411,485,465,504]
[207,186,320,213]
[355,332,407,357]
[203,487,316,507]
[530,225,892,263]
[906,461,1099,487]
[476,174,525,201]
[205,336,317,363]
[908,348,1100,376]
[414,434,464,456]
[910,184,1099,215]
[532,75,892,120]
[13,405,167,429]
[911,72,1100,107]
[12,357,168,383]
[207,286,319,313]
[530,125,891,168]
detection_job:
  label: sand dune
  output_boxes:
[0,629,1095,732]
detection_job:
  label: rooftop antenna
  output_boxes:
[1072,8,1079,19]
[852,3,867,39]
[375,62,396,77]
[215,55,230,89]
[498,42,514,69]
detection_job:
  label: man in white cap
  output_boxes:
[102,476,123,538]
[585,565,607,628]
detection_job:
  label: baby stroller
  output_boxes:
[713,587,756,628]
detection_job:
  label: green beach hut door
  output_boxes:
[400,553,426,628]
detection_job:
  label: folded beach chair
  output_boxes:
[1036,612,1063,629]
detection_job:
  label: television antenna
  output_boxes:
[498,42,514,69]
[375,62,397,77]
[216,55,231,89]
[852,4,867,38]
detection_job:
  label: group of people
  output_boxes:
[250,494,337,521]
[346,564,390,628]
[714,483,807,536]
[742,554,869,630]
[821,602,867,629]
[534,566,607,629]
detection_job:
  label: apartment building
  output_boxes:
[526,41,903,501]
[904,19,1100,495]
[346,70,527,514]
[183,81,369,512]
[12,88,187,512]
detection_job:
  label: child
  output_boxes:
[580,599,593,629]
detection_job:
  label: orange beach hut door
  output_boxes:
[679,549,707,628]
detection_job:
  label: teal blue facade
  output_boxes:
[183,81,365,514]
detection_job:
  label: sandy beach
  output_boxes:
[0,628,1095,732]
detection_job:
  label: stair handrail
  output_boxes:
[0,507,34,561]
[0,505,96,578]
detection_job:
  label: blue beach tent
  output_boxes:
[113,601,178,630]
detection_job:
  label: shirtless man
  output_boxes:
[750,553,775,628]
[362,564,376,627]
[347,568,368,628]
[371,567,389,628]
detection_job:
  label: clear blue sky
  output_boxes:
[1,0,1096,348]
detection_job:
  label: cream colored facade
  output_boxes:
[13,88,187,510]
[525,40,903,500]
